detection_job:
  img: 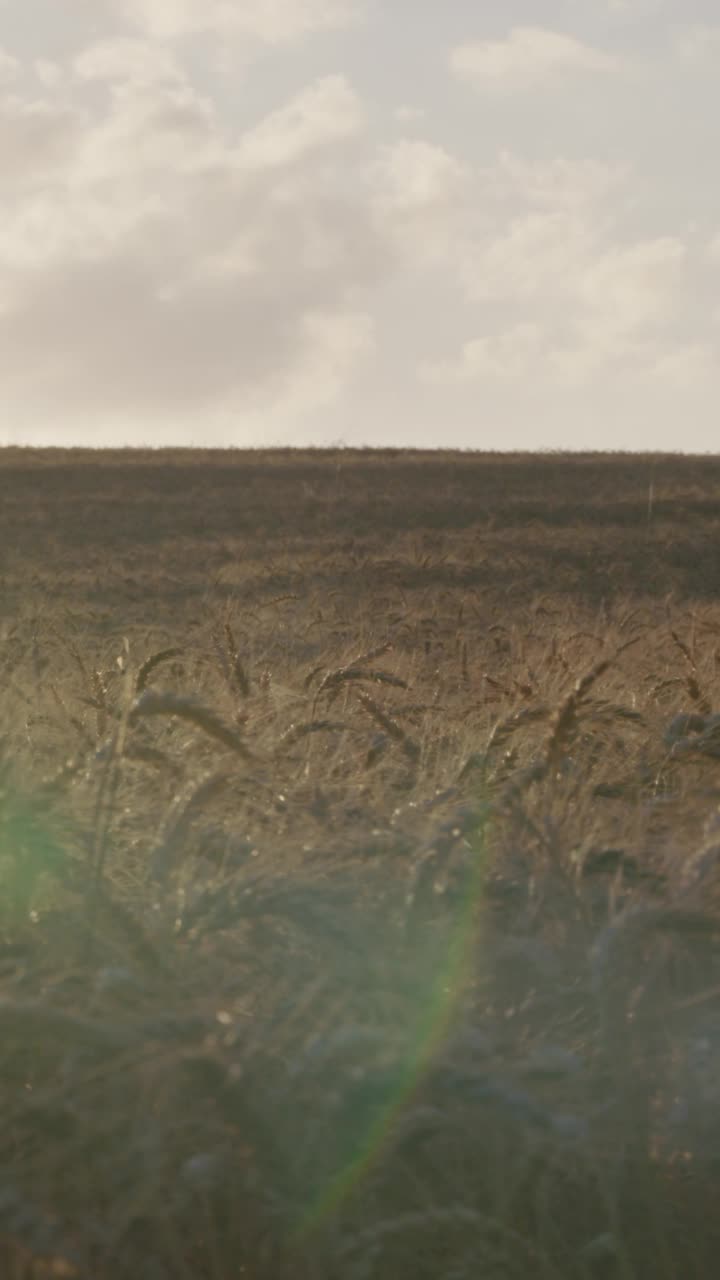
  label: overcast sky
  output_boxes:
[1,0,719,450]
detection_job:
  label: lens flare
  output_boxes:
[293,804,490,1240]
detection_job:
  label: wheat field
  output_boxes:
[3,447,720,1278]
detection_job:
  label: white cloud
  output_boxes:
[421,318,713,400]
[422,152,694,396]
[492,151,627,210]
[422,323,546,385]
[645,342,716,390]
[0,47,19,83]
[236,75,365,170]
[378,145,689,400]
[708,232,720,264]
[606,0,663,13]
[0,52,389,440]
[73,37,184,85]
[422,235,691,391]
[673,25,720,61]
[73,76,222,181]
[108,0,362,42]
[281,308,375,414]
[368,139,470,264]
[372,139,468,213]
[393,105,426,125]
[576,236,686,345]
[450,27,620,94]
[460,209,594,303]
[2,2,720,449]
[33,60,66,89]
[0,93,83,185]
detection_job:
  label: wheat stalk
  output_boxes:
[485,707,549,756]
[311,664,408,720]
[317,667,408,696]
[135,647,183,694]
[275,719,351,751]
[543,656,613,773]
[355,689,420,762]
[670,628,696,669]
[223,623,251,697]
[130,690,257,760]
[541,640,640,774]
[348,641,394,666]
[149,771,230,884]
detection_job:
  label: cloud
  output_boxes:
[0,49,389,441]
[708,232,720,264]
[421,317,713,401]
[393,105,426,125]
[0,47,19,83]
[606,0,663,14]
[645,341,716,391]
[279,308,375,415]
[0,93,83,186]
[236,75,365,170]
[673,25,720,61]
[491,151,627,210]
[107,0,362,43]
[2,4,719,450]
[371,139,468,213]
[421,324,546,386]
[434,232,690,388]
[368,139,470,264]
[576,236,686,346]
[33,60,67,89]
[420,150,696,395]
[459,209,594,303]
[450,27,620,94]
[73,37,185,85]
[447,155,627,306]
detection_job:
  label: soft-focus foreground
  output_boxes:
[3,448,720,1279]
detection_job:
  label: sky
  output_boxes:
[1,0,719,451]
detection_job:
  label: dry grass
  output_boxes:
[3,448,720,1277]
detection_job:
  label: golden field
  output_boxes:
[3,447,720,1278]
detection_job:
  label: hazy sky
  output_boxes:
[1,0,719,449]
